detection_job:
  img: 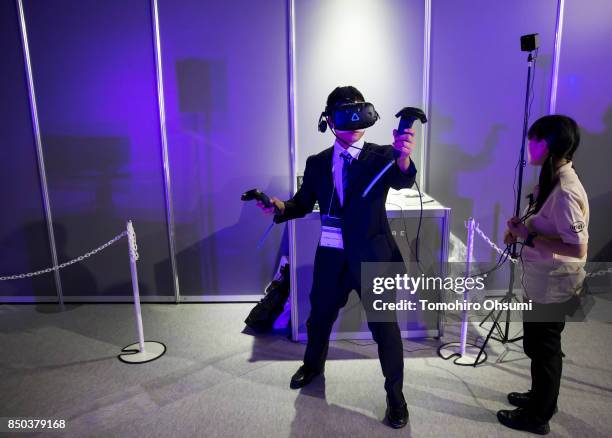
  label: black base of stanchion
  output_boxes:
[118,341,166,364]
[437,342,488,367]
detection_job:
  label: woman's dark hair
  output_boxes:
[528,115,580,213]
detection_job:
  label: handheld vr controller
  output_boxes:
[393,107,428,158]
[241,189,280,214]
[362,106,428,198]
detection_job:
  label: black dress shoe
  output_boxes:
[508,391,558,413]
[508,391,532,408]
[497,408,550,435]
[385,398,409,429]
[290,365,322,389]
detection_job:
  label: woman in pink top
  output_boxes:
[498,115,589,435]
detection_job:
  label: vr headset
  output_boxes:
[318,102,380,133]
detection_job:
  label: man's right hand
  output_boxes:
[257,196,285,215]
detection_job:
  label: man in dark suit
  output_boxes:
[258,86,417,429]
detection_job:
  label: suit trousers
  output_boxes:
[303,251,406,407]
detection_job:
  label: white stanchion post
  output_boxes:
[459,218,475,355]
[118,220,166,364]
[436,217,487,366]
[127,221,146,353]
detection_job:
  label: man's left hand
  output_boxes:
[393,128,415,172]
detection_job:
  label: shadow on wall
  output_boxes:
[42,135,126,297]
[0,221,97,298]
[19,220,153,299]
[426,110,503,248]
[51,222,97,296]
[574,107,612,262]
[176,59,228,115]
[167,59,229,296]
[39,134,169,297]
[0,221,56,297]
[25,222,97,297]
[165,58,290,297]
[42,135,130,227]
[175,58,230,157]
[4,218,171,300]
[159,177,289,297]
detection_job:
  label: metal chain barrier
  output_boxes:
[126,221,139,262]
[468,218,612,277]
[0,230,128,281]
[585,266,612,278]
[468,220,518,264]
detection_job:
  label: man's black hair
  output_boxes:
[326,86,365,112]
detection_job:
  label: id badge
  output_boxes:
[320,215,343,249]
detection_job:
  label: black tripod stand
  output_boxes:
[474,50,537,365]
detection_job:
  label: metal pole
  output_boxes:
[549,0,565,114]
[477,54,534,346]
[437,216,487,366]
[460,218,475,355]
[119,221,166,364]
[287,0,300,341]
[151,0,181,302]
[421,0,432,191]
[16,0,64,305]
[127,221,146,353]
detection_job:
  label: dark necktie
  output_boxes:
[341,151,352,200]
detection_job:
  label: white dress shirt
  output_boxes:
[332,137,364,206]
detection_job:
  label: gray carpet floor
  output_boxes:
[1,302,611,438]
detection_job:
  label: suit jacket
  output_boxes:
[275,142,417,284]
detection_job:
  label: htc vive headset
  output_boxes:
[318,87,380,133]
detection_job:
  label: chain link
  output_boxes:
[0,231,128,281]
[468,219,612,278]
[469,221,518,264]
[3,218,609,282]
[126,221,139,262]
[585,266,612,278]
